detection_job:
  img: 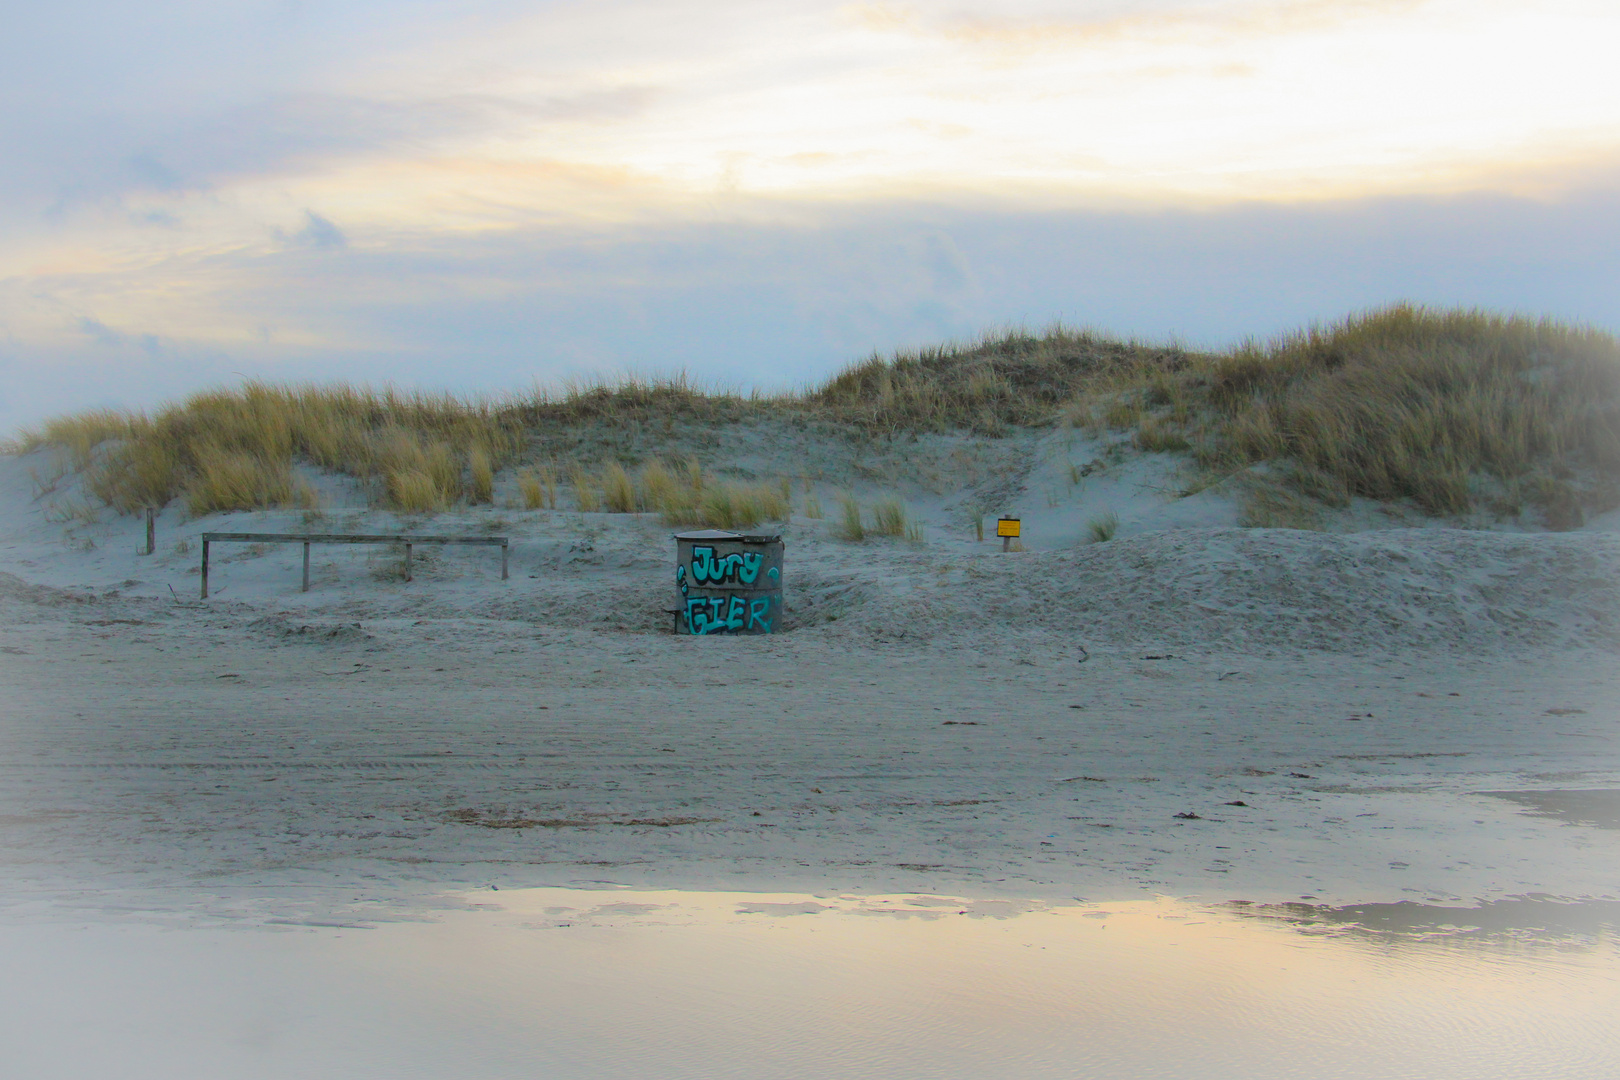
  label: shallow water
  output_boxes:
[3,890,1618,1080]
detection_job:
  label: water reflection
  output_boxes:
[1234,895,1620,941]
[3,889,1617,1079]
[1478,788,1620,830]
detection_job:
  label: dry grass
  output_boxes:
[640,460,679,512]
[1075,305,1620,525]
[1237,486,1322,531]
[468,446,494,505]
[541,457,792,528]
[658,474,789,530]
[812,327,1189,435]
[386,469,447,513]
[515,472,541,509]
[516,468,547,510]
[602,462,638,513]
[871,497,909,538]
[837,494,865,540]
[189,452,317,515]
[831,494,921,542]
[1087,511,1120,543]
[9,383,523,516]
[569,465,600,512]
[10,306,1619,526]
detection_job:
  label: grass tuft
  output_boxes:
[871,497,909,538]
[516,469,546,510]
[570,465,600,512]
[1087,511,1119,543]
[468,446,494,505]
[189,451,316,515]
[386,469,447,513]
[602,462,638,513]
[661,481,788,529]
[837,495,865,541]
[639,461,677,512]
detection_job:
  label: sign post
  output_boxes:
[996,516,1021,552]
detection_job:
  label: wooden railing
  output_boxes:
[199,532,509,598]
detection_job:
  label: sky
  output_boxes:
[3,0,1619,432]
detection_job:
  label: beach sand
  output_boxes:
[2,443,1617,924]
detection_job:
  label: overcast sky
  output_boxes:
[3,0,1618,432]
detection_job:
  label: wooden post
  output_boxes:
[996,515,1021,553]
[302,541,311,592]
[501,540,509,581]
[143,507,155,556]
[404,542,412,582]
[200,538,210,599]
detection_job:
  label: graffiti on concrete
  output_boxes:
[689,546,763,586]
[682,594,777,634]
[676,553,778,634]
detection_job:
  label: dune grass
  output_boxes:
[602,462,637,513]
[516,466,555,510]
[638,460,788,529]
[812,327,1189,434]
[535,457,792,528]
[9,306,1618,527]
[661,482,789,530]
[1073,305,1620,526]
[830,495,923,543]
[837,495,865,540]
[871,497,909,538]
[10,383,523,516]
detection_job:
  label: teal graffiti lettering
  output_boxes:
[683,594,771,634]
[685,596,722,635]
[690,545,767,586]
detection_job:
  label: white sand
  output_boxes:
[1,446,1617,925]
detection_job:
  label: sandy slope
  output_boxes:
[0,450,1617,925]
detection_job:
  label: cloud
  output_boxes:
[3,0,1619,435]
[280,210,348,251]
[33,86,661,219]
[927,0,1433,49]
[76,317,162,357]
[6,0,1616,243]
[6,181,1618,435]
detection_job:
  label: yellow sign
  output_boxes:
[996,517,1021,538]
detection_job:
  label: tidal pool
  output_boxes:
[3,890,1617,1079]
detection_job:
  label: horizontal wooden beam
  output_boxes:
[201,532,507,546]
[199,532,510,598]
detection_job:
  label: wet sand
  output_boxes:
[2,602,1617,923]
